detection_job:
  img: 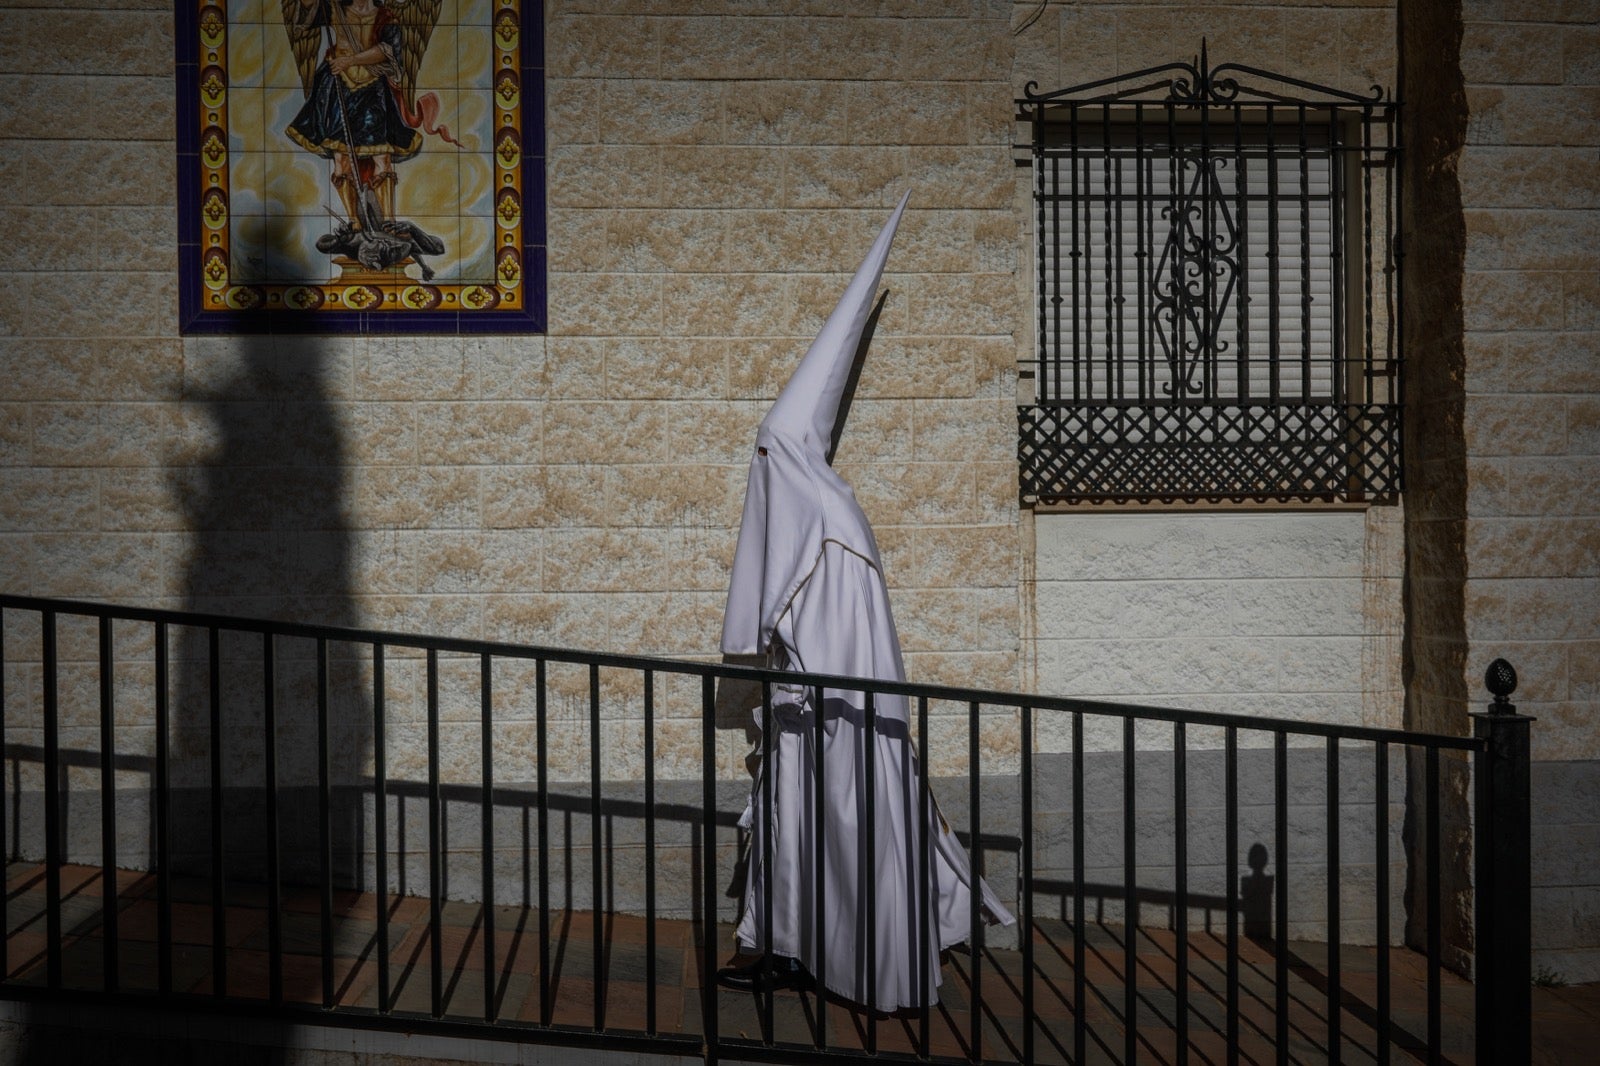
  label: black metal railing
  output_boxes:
[1016,44,1402,505]
[0,594,1529,1064]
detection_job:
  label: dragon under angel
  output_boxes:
[281,0,465,279]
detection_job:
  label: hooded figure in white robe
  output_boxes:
[721,192,1014,1011]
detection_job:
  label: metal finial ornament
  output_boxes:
[1485,658,1518,714]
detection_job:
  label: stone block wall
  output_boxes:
[1456,0,1600,982]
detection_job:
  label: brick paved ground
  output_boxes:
[4,862,1596,1064]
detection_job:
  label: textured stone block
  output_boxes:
[661,273,786,337]
[1462,149,1600,209]
[0,11,172,78]
[841,460,976,525]
[786,147,907,209]
[544,400,671,466]
[355,465,481,530]
[355,339,475,401]
[1567,25,1600,85]
[1466,209,1600,272]
[606,338,725,400]
[0,468,99,535]
[1467,517,1600,580]
[906,271,1017,333]
[415,402,539,466]
[610,463,744,528]
[725,80,850,145]
[1505,456,1600,516]
[842,82,973,146]
[1463,393,1568,457]
[27,532,175,599]
[896,19,1008,82]
[483,464,615,530]
[1462,22,1566,85]
[0,405,29,467]
[607,210,732,274]
[908,525,1015,589]
[846,336,976,400]
[657,145,785,209]
[1466,576,1600,641]
[548,272,663,336]
[546,15,661,79]
[1463,271,1565,331]
[544,527,671,593]
[1567,271,1600,330]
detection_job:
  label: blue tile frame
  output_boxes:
[177,1,546,335]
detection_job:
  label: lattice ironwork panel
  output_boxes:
[1018,402,1402,504]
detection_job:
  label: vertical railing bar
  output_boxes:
[1234,105,1251,400]
[1041,111,1056,407]
[1329,108,1345,407]
[42,611,62,990]
[1100,104,1114,404]
[643,668,658,1037]
[41,605,62,985]
[0,609,6,985]
[1072,710,1085,1066]
[1021,704,1035,1066]
[1274,731,1289,1065]
[589,661,603,1033]
[98,616,119,993]
[427,648,442,1019]
[760,679,775,1043]
[317,637,333,1009]
[1175,720,1188,1065]
[1136,104,1148,402]
[1426,746,1441,1065]
[373,642,390,1014]
[1267,108,1281,408]
[917,693,932,1059]
[536,658,550,1027]
[813,681,827,1052]
[1123,716,1136,1065]
[1375,741,1391,1066]
[699,674,719,1055]
[1200,99,1214,402]
[1298,103,1312,404]
[155,620,172,996]
[1327,736,1341,1059]
[1069,104,1081,402]
[968,699,982,1064]
[481,653,496,1024]
[264,632,282,1006]
[865,689,878,1053]
[1225,725,1239,1066]
[208,625,225,998]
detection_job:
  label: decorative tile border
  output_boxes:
[176,0,545,334]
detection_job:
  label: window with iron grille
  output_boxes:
[1016,49,1402,505]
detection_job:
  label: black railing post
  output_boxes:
[1472,658,1533,1066]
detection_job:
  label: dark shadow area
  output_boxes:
[163,332,366,1063]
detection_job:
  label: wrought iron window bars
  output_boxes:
[1017,44,1402,505]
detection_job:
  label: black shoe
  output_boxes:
[716,954,810,992]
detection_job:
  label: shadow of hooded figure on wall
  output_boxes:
[166,336,370,1022]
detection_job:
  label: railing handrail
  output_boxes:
[0,592,1483,751]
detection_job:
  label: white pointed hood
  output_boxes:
[721,193,909,656]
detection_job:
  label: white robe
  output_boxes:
[732,539,1014,1010]
[720,192,1013,1010]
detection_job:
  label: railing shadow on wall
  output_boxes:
[0,595,1531,1065]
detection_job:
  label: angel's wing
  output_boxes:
[388,0,444,111]
[279,0,323,98]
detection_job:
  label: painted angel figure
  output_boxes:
[282,0,463,251]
